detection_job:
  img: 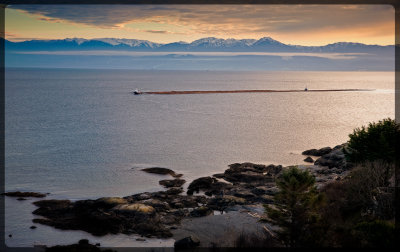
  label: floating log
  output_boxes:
[141,89,373,95]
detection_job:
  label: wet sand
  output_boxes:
[142,89,374,95]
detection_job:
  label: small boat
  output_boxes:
[133,89,142,95]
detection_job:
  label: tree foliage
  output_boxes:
[346,118,399,163]
[263,166,324,247]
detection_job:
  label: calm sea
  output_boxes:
[5,68,395,247]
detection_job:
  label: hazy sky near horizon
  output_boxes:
[5,4,395,46]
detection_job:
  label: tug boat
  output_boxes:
[133,89,142,95]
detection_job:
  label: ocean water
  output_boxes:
[4,68,395,247]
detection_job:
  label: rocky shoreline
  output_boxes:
[5,144,351,247]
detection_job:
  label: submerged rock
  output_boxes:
[2,191,47,198]
[141,167,182,178]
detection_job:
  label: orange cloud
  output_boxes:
[8,4,395,45]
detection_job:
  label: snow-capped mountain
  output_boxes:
[4,37,394,53]
[95,38,162,48]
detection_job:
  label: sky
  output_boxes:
[4,4,395,46]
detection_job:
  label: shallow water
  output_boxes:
[5,68,395,247]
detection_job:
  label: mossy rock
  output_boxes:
[222,195,246,204]
[96,197,128,206]
[112,203,155,214]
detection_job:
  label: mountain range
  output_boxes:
[5,37,394,53]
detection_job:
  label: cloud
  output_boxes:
[144,30,169,34]
[8,4,394,43]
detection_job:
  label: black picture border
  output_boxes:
[0,1,398,251]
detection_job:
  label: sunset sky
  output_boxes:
[5,4,395,46]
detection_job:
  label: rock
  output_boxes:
[256,195,274,204]
[187,177,215,195]
[31,197,177,238]
[213,173,225,178]
[172,202,185,209]
[160,215,181,225]
[134,222,173,238]
[134,192,152,201]
[174,235,200,249]
[141,199,170,211]
[190,206,213,217]
[17,197,27,201]
[30,225,37,229]
[262,164,283,175]
[226,163,282,176]
[223,163,277,184]
[169,209,189,218]
[333,144,345,150]
[314,148,347,169]
[112,203,155,214]
[159,179,186,188]
[207,195,247,212]
[205,182,233,196]
[166,187,184,195]
[31,189,209,239]
[79,239,89,245]
[251,186,268,196]
[45,240,104,252]
[141,167,182,178]
[33,199,72,210]
[136,238,146,241]
[302,147,332,156]
[187,176,232,196]
[304,156,314,163]
[95,197,128,207]
[33,203,127,236]
[2,191,47,198]
[231,189,256,200]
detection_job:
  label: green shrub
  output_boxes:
[346,118,399,163]
[263,166,324,247]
